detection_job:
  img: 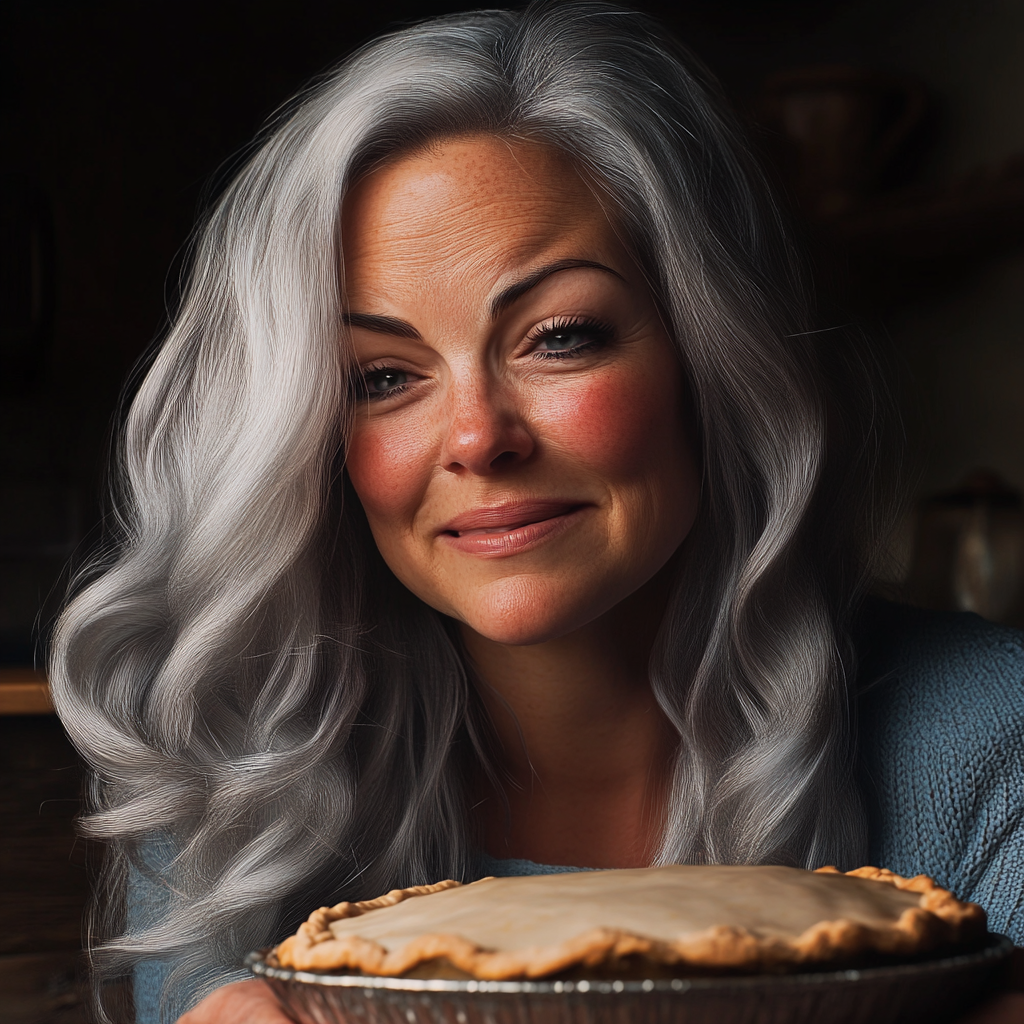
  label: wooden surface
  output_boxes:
[0,669,54,715]
[0,715,89,949]
[0,951,87,1024]
[0,715,93,1021]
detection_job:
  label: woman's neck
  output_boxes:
[460,570,679,869]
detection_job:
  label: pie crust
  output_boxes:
[274,865,986,980]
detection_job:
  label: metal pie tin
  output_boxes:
[247,934,1013,1024]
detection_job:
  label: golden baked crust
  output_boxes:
[274,865,986,979]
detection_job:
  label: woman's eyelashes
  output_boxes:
[355,317,616,401]
[527,316,616,360]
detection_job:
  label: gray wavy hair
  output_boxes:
[49,2,897,1019]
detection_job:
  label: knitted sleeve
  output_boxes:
[129,838,248,1023]
[858,605,1024,942]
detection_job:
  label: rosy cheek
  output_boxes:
[538,365,679,478]
[346,424,429,524]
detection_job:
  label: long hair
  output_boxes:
[49,3,899,1019]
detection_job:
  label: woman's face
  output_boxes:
[343,136,700,646]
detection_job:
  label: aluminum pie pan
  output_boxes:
[247,934,1013,1024]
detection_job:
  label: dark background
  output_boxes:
[2,4,1024,1020]
[5,0,1024,664]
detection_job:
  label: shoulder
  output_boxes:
[857,598,1024,747]
[855,599,1024,940]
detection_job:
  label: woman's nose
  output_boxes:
[439,378,535,476]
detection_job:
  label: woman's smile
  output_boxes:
[342,135,700,645]
[438,499,592,557]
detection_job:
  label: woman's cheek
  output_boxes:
[538,364,681,478]
[346,420,430,523]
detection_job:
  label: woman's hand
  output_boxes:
[169,986,1024,1024]
[170,954,1024,1024]
[175,979,295,1023]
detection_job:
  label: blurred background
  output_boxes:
[3,0,1024,1020]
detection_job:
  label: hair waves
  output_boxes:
[50,4,898,1019]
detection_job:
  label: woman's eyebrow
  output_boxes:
[342,312,421,339]
[342,258,624,339]
[489,258,625,319]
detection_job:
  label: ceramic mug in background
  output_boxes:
[757,66,928,218]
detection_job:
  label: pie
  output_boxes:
[273,864,986,980]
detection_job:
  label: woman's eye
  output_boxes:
[361,367,414,398]
[538,331,585,352]
[530,318,614,360]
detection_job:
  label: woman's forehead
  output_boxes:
[348,135,586,203]
[340,135,626,299]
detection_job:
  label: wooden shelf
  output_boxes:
[0,669,53,715]
[0,716,89,1021]
[0,950,86,1024]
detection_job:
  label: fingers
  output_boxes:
[175,979,295,1023]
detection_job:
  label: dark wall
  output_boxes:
[4,0,1019,659]
[0,0,860,661]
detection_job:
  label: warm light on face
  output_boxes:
[342,136,700,646]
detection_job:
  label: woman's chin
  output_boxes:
[456,585,611,648]
[465,619,571,647]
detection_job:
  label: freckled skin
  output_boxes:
[178,136,1022,1023]
[343,136,701,647]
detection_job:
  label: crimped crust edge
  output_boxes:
[274,866,987,979]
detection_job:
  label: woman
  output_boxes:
[49,4,1024,1023]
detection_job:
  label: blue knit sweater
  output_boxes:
[475,604,1024,943]
[856,602,1024,939]
[134,604,1024,1021]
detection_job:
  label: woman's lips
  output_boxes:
[439,500,589,556]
